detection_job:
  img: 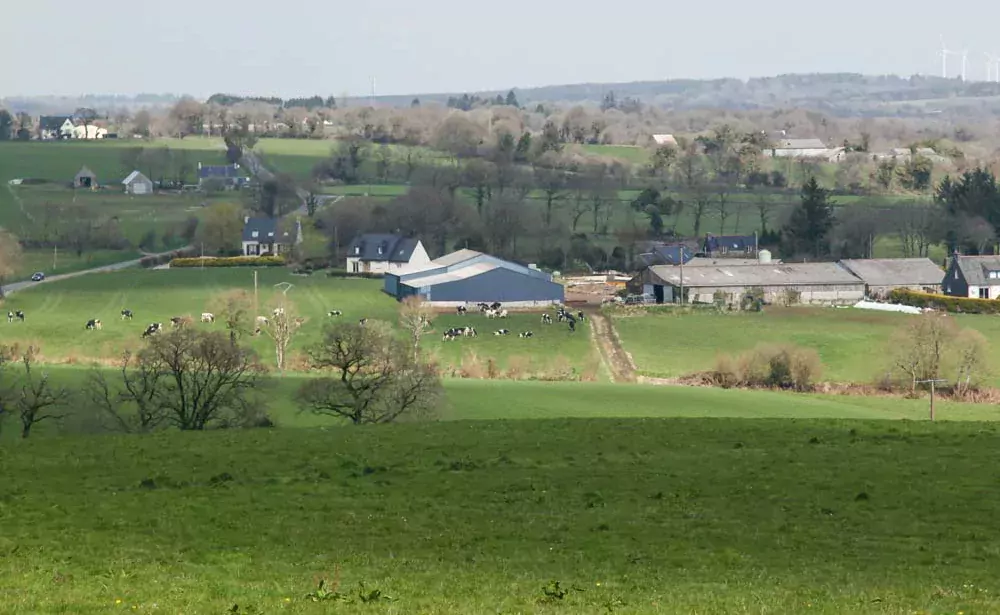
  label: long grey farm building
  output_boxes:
[384,249,563,306]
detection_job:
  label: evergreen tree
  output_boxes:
[783,177,835,258]
[504,89,520,108]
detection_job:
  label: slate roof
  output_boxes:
[839,258,944,287]
[953,255,1000,286]
[199,163,242,179]
[637,245,695,268]
[347,233,421,263]
[242,217,293,243]
[38,116,71,131]
[648,262,863,288]
[704,234,757,253]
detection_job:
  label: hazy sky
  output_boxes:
[6,0,1000,97]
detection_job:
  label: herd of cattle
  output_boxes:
[443,303,586,341]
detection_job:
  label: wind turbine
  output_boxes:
[986,53,997,82]
[940,36,956,78]
[961,48,969,81]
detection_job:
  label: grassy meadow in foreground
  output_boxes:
[2,419,1000,613]
[613,306,1000,384]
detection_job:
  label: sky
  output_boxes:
[5,0,1000,98]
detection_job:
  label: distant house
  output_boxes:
[241,217,303,256]
[71,125,108,140]
[346,233,431,275]
[122,170,154,195]
[73,166,97,189]
[651,134,677,147]
[198,162,246,190]
[838,258,944,299]
[703,234,758,258]
[635,244,695,268]
[766,138,832,159]
[37,116,74,140]
[943,254,1000,299]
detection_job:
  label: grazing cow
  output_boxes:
[577,311,586,321]
[6,311,11,323]
[484,309,497,319]
[201,312,215,323]
[142,322,162,338]
[359,318,368,326]
[272,307,285,317]
[464,326,477,337]
[494,328,510,336]
[14,310,24,322]
[169,316,183,328]
[456,305,468,315]
[497,309,509,319]
[568,320,576,332]
[86,319,102,330]
[121,309,133,320]
[443,332,458,341]
[255,316,270,327]
[327,310,343,317]
[519,331,533,338]
[490,302,502,311]
[541,314,553,325]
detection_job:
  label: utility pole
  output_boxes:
[52,244,57,271]
[916,379,947,421]
[253,270,259,318]
[679,255,684,305]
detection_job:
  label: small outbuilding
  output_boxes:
[384,249,563,307]
[640,262,865,306]
[73,166,97,189]
[122,170,154,195]
[838,258,944,299]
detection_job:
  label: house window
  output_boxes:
[991,271,1000,280]
[378,245,384,255]
[251,231,258,238]
[980,287,989,299]
[955,269,959,280]
[355,247,360,255]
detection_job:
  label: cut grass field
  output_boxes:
[12,248,142,281]
[0,268,593,375]
[4,418,1000,613]
[613,306,1000,385]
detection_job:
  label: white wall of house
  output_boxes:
[346,241,431,274]
[242,241,281,256]
[966,285,1000,299]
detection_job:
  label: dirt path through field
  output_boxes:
[586,309,637,383]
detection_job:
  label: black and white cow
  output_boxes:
[456,305,468,315]
[577,311,586,321]
[86,319,102,330]
[359,318,368,326]
[121,309,133,320]
[6,311,12,323]
[541,314,553,325]
[13,310,24,322]
[490,302,502,311]
[519,331,534,338]
[494,329,510,336]
[464,326,477,337]
[142,322,162,338]
[568,319,576,332]
[201,312,215,323]
[327,310,343,317]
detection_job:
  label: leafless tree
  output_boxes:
[953,329,990,396]
[890,313,956,393]
[210,290,255,343]
[263,292,299,371]
[87,351,168,433]
[297,321,442,425]
[15,347,71,438]
[399,296,434,361]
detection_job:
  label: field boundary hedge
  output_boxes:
[170,256,285,268]
[889,289,1000,314]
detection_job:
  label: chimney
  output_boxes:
[198,162,202,170]
[244,216,249,224]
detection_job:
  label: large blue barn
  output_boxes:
[383,249,564,306]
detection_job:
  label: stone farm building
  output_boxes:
[944,255,1000,299]
[345,233,431,274]
[638,262,865,306]
[383,249,564,307]
[839,258,944,299]
[122,170,154,195]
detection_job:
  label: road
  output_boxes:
[242,151,343,216]
[0,248,188,297]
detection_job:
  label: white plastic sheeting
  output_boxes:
[851,300,924,315]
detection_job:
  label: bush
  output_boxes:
[140,247,196,269]
[170,256,285,268]
[889,289,1000,314]
[710,343,822,391]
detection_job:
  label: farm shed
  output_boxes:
[384,249,563,307]
[73,166,97,189]
[838,258,944,299]
[122,170,153,195]
[640,262,865,306]
[943,255,1000,299]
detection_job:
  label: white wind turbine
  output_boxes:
[961,48,969,81]
[940,36,957,78]
[986,53,998,82]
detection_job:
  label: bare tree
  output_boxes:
[297,321,442,425]
[87,351,168,433]
[263,290,299,370]
[15,347,71,438]
[890,313,957,393]
[210,290,255,343]
[953,329,990,396]
[399,296,434,360]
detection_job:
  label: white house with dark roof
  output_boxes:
[943,255,1000,299]
[345,233,430,274]
[198,162,247,190]
[241,217,303,256]
[37,116,74,140]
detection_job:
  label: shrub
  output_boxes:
[170,256,285,268]
[710,343,822,391]
[889,289,1000,314]
[140,247,196,269]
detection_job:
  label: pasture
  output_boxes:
[0,268,592,375]
[613,306,1000,384]
[11,248,141,281]
[3,418,1000,612]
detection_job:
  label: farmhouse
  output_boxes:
[37,116,74,140]
[73,166,97,189]
[638,262,865,306]
[635,244,695,268]
[703,234,758,258]
[345,233,431,274]
[943,254,1000,299]
[122,170,153,195]
[198,162,246,190]
[241,217,303,256]
[384,249,564,307]
[838,258,944,299]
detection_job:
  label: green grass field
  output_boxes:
[12,248,142,281]
[0,269,592,375]
[613,306,1000,384]
[4,417,1000,613]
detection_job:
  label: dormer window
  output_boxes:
[355,246,360,255]
[990,271,1000,280]
[378,245,384,255]
[267,232,274,237]
[251,231,258,238]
